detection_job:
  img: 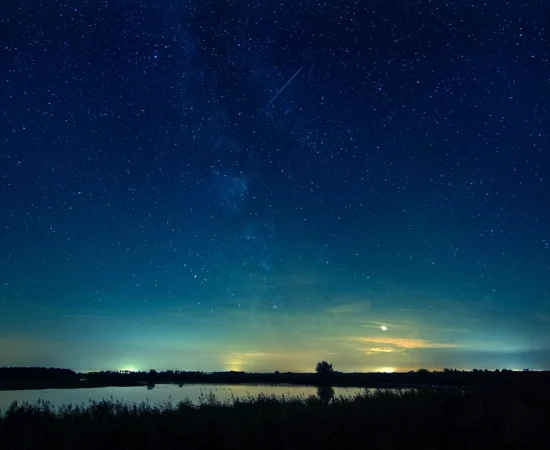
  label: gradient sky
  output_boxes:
[1,0,549,373]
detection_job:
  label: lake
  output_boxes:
[0,384,367,413]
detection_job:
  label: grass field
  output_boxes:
[1,386,548,450]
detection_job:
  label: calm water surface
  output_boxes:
[0,384,367,413]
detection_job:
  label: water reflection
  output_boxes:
[0,384,365,413]
[317,385,335,404]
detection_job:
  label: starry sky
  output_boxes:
[1,0,549,373]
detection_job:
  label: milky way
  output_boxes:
[1,0,549,372]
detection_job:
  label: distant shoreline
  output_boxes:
[0,379,145,391]
[2,367,549,391]
[0,379,434,392]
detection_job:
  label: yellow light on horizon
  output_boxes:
[226,359,244,372]
[378,367,396,373]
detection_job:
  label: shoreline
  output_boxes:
[0,380,430,392]
[2,368,549,392]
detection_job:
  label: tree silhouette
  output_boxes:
[315,361,333,374]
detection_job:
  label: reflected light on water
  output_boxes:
[0,384,367,413]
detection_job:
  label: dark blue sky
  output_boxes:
[1,0,549,372]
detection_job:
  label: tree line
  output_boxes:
[1,364,548,389]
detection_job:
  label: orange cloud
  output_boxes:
[369,347,404,353]
[363,347,406,355]
[357,337,461,349]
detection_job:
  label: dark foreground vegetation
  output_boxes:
[2,366,550,390]
[1,386,549,450]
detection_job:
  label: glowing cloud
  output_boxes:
[357,337,461,349]
[364,347,405,355]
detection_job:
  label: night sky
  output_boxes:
[1,0,549,373]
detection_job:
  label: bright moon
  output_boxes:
[380,325,388,331]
